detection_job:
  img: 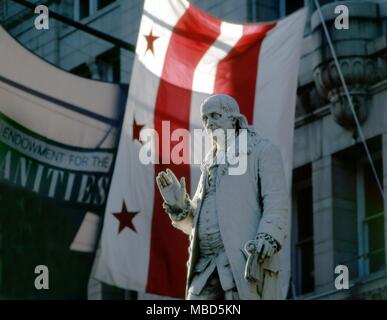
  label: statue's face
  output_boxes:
[200,98,237,134]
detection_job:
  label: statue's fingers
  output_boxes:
[249,242,256,251]
[159,171,166,179]
[159,178,166,188]
[255,239,264,256]
[161,171,173,186]
[267,246,275,258]
[156,176,163,189]
[166,168,179,185]
[266,246,273,258]
[180,177,186,192]
[156,172,166,185]
[261,244,270,260]
[159,172,170,185]
[265,241,275,259]
[159,174,169,188]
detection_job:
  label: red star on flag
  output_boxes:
[112,201,139,234]
[144,29,159,55]
[132,118,145,143]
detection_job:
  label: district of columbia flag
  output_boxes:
[95,0,307,299]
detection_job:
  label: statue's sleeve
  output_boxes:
[190,172,204,211]
[256,142,289,247]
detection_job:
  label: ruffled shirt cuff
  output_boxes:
[162,198,192,222]
[255,232,280,253]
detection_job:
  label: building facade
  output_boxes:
[1,0,387,299]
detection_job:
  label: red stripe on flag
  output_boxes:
[214,23,276,123]
[147,5,221,298]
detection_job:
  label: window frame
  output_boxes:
[74,0,116,21]
[356,153,385,277]
[74,0,91,21]
[292,168,315,296]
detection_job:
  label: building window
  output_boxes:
[357,154,385,276]
[79,0,90,19]
[248,0,307,21]
[248,0,280,22]
[284,0,305,15]
[75,0,91,20]
[97,0,116,10]
[70,63,92,79]
[309,0,345,12]
[96,47,121,82]
[70,48,120,82]
[75,0,116,20]
[1,0,29,22]
[292,164,314,295]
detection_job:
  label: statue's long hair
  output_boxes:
[210,115,256,156]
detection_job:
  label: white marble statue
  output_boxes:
[156,94,289,300]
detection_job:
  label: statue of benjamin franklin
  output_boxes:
[156,94,289,300]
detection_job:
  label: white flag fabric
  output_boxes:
[0,26,122,150]
[95,0,306,298]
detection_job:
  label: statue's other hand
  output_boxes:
[156,168,187,209]
[254,233,279,263]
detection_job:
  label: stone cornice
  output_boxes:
[297,1,387,131]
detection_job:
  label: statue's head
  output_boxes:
[200,94,249,134]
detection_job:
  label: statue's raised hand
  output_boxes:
[156,168,187,209]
